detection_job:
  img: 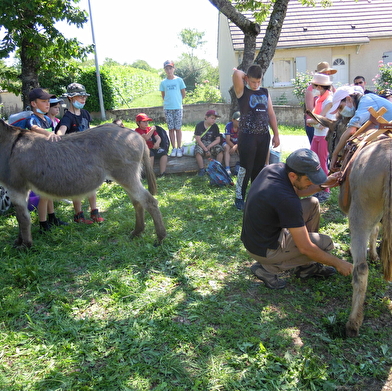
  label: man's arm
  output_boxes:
[289,226,353,276]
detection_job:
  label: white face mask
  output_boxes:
[312,88,320,97]
[341,105,355,118]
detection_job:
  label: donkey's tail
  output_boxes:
[381,147,392,281]
[142,142,157,195]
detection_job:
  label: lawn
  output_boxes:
[1,153,392,390]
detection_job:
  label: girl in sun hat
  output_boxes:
[305,62,337,144]
[306,73,334,202]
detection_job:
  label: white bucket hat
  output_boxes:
[310,73,333,86]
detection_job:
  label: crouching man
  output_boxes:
[242,148,353,289]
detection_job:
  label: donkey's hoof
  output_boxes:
[13,239,32,250]
[346,321,360,338]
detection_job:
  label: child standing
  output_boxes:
[134,113,168,177]
[26,89,67,232]
[194,110,224,176]
[56,82,104,224]
[223,111,240,175]
[232,65,280,211]
[159,60,186,158]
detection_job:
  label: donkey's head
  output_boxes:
[306,110,349,156]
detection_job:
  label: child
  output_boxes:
[56,82,104,224]
[47,96,63,128]
[26,89,67,232]
[159,60,186,158]
[232,65,280,211]
[134,113,168,177]
[223,111,240,175]
[194,110,224,176]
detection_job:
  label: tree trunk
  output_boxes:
[20,37,41,108]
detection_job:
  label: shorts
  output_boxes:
[194,141,224,157]
[150,148,167,158]
[164,109,183,130]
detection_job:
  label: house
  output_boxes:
[218,0,392,104]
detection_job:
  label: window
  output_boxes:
[273,59,294,87]
[333,58,345,66]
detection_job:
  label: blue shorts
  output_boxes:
[164,109,183,130]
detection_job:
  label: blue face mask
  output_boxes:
[340,105,355,118]
[36,108,47,114]
[72,100,85,110]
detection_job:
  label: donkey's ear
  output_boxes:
[306,110,335,128]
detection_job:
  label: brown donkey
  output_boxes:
[307,110,392,337]
[0,120,166,247]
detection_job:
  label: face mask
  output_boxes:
[72,100,85,110]
[36,108,47,114]
[312,89,320,97]
[340,105,355,118]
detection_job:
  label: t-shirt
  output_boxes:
[135,127,158,149]
[159,77,186,110]
[194,121,220,143]
[55,109,91,134]
[241,163,304,257]
[26,114,53,132]
[238,86,270,135]
[224,121,239,145]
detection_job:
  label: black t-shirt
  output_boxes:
[55,109,92,134]
[241,163,305,256]
[194,121,220,143]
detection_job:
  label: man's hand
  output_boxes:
[336,259,353,276]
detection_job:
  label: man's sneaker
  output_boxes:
[295,262,336,279]
[226,167,232,176]
[198,168,206,176]
[74,211,93,224]
[250,263,287,289]
[170,148,177,157]
[90,209,104,223]
[234,198,244,211]
[177,148,183,157]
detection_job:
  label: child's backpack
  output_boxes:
[206,159,234,186]
[154,125,170,153]
[8,110,33,129]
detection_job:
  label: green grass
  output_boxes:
[127,91,163,108]
[1,174,391,390]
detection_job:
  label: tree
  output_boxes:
[0,0,93,107]
[208,0,329,112]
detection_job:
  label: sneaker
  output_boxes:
[198,168,206,176]
[226,167,232,176]
[234,198,244,211]
[170,148,177,157]
[157,172,166,178]
[90,209,104,223]
[295,262,336,279]
[49,216,69,226]
[176,148,183,158]
[250,263,287,289]
[39,221,52,233]
[74,211,93,224]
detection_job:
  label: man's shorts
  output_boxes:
[194,141,224,157]
[150,148,167,158]
[164,109,183,130]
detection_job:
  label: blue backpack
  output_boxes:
[206,159,234,186]
[8,110,33,129]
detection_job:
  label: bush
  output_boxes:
[183,80,225,104]
[373,60,392,95]
[291,72,313,106]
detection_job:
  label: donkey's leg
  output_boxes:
[13,203,32,248]
[368,224,380,262]
[119,178,166,244]
[346,209,380,337]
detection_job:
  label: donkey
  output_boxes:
[0,120,166,248]
[307,110,392,337]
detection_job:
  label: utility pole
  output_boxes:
[88,0,106,120]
